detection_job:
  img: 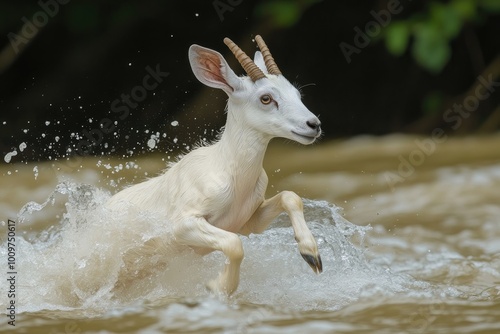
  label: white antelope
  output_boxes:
[106,35,323,295]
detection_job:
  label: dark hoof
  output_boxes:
[300,253,323,274]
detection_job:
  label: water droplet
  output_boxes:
[147,138,156,149]
[4,150,17,163]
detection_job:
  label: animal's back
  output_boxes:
[105,143,267,233]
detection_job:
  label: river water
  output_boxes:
[1,134,499,333]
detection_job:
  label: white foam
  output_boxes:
[0,183,413,314]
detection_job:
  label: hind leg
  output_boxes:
[173,217,243,295]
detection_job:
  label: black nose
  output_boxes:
[306,119,321,131]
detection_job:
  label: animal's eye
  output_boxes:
[260,94,272,105]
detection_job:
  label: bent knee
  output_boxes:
[222,234,244,261]
[281,190,303,211]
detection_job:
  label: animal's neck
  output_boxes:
[216,109,271,176]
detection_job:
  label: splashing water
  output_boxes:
[0,181,414,317]
[4,150,17,163]
[1,135,499,332]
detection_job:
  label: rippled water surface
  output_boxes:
[1,134,499,333]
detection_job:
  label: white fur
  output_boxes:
[106,41,322,295]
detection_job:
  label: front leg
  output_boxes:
[240,191,322,274]
[173,217,244,295]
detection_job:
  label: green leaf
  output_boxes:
[430,1,462,38]
[451,0,478,20]
[412,23,451,74]
[385,22,410,56]
[255,1,302,28]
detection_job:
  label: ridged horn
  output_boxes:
[255,35,282,76]
[224,37,266,82]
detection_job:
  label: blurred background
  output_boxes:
[1,2,500,332]
[0,0,499,163]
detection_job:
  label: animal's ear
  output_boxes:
[253,51,269,75]
[189,44,241,95]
